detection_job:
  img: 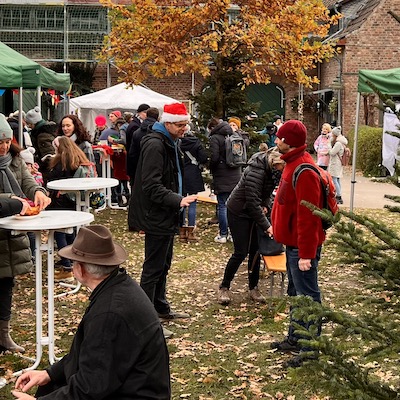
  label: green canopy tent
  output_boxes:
[351,68,400,211]
[0,41,70,143]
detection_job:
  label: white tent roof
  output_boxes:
[69,83,178,135]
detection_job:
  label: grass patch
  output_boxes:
[1,204,399,399]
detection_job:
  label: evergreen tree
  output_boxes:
[290,205,400,399]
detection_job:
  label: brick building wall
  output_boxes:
[340,0,400,133]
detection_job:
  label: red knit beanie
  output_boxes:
[276,120,307,147]
[110,110,122,119]
[94,115,107,127]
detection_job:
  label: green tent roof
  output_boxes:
[358,68,400,95]
[0,41,70,91]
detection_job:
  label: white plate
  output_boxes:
[14,214,40,220]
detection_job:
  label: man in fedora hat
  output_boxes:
[13,225,170,400]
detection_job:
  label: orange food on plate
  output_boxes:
[24,206,41,216]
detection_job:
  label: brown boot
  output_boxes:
[0,320,25,353]
[179,227,188,243]
[187,226,199,242]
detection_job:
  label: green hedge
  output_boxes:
[347,125,385,176]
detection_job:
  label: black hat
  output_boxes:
[137,104,150,113]
[273,115,281,121]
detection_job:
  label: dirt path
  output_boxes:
[341,168,400,209]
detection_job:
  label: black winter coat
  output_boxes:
[44,268,171,400]
[125,116,142,156]
[127,117,157,180]
[129,129,183,235]
[227,151,278,231]
[0,198,23,217]
[180,136,208,195]
[209,121,241,194]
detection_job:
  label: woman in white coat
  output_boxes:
[328,126,347,204]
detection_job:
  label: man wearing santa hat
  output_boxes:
[129,103,197,339]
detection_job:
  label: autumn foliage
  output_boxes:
[99,0,339,87]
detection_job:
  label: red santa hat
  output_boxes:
[160,103,190,123]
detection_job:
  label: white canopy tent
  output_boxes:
[69,83,178,134]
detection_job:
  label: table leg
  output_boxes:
[104,156,112,207]
[13,232,43,376]
[47,231,58,365]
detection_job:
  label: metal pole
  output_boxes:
[106,8,111,88]
[37,86,41,111]
[350,92,361,212]
[18,87,23,146]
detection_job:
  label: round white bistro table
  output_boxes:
[0,210,94,374]
[47,177,118,212]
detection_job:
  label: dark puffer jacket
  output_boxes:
[129,127,183,235]
[209,121,241,194]
[0,155,47,278]
[180,135,208,195]
[227,150,278,232]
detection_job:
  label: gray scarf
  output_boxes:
[0,153,25,197]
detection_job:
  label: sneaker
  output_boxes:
[218,287,231,305]
[227,233,233,242]
[282,353,317,368]
[270,338,301,353]
[249,287,266,303]
[54,268,74,282]
[162,326,174,339]
[214,235,227,244]
[158,311,190,321]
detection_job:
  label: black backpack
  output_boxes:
[225,132,247,168]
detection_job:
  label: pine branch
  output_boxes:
[289,297,400,399]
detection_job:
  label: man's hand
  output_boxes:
[14,370,51,394]
[299,258,311,271]
[180,195,198,208]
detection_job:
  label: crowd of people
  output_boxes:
[0,103,350,397]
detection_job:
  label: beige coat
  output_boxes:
[328,135,348,178]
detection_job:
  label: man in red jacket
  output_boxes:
[270,120,325,368]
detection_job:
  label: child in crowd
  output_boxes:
[313,123,332,170]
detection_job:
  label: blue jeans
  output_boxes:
[217,192,230,236]
[140,233,174,315]
[332,176,341,197]
[55,231,75,269]
[286,246,322,344]
[182,200,197,226]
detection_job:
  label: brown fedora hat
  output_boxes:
[58,225,127,266]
